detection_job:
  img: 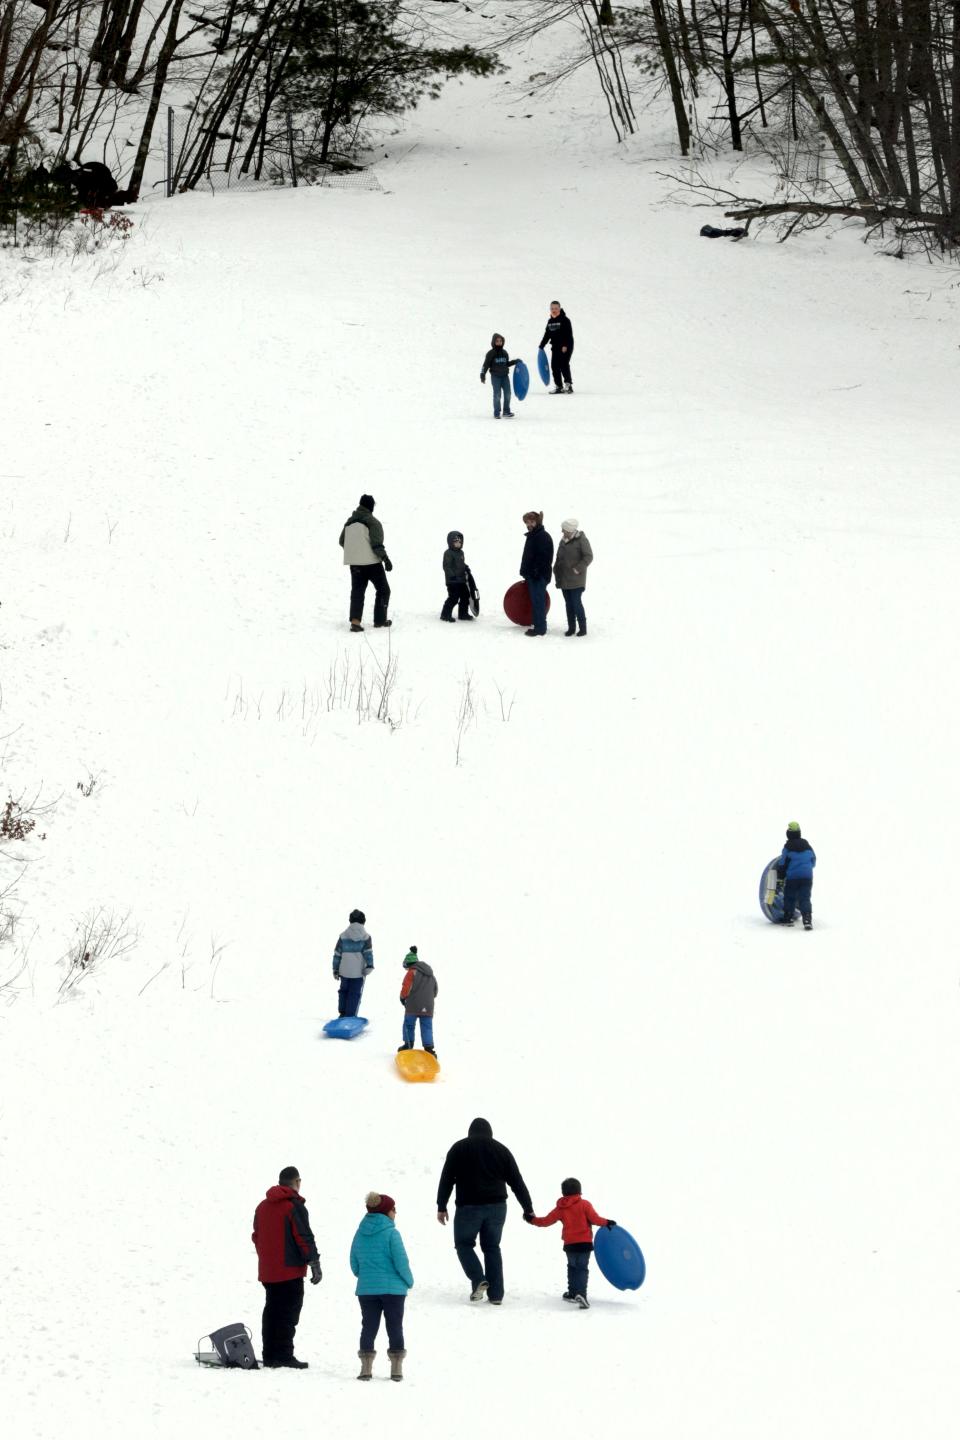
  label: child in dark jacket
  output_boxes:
[776,821,816,929]
[527,1177,615,1309]
[441,531,475,623]
[480,333,518,419]
[397,946,438,1057]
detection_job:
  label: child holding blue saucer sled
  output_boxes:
[776,821,816,929]
[527,1177,615,1309]
[480,334,519,419]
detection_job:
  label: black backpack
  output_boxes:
[195,1322,259,1369]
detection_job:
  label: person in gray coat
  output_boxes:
[397,946,438,1057]
[339,494,392,633]
[333,909,374,1017]
[553,518,593,637]
[441,531,475,623]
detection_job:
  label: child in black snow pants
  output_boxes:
[527,1177,615,1310]
[480,334,518,418]
[441,531,475,622]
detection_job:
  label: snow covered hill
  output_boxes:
[2,7,958,1437]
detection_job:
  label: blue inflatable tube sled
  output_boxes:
[513,359,530,402]
[537,348,550,386]
[759,857,785,922]
[323,1016,369,1040]
[594,1223,646,1291]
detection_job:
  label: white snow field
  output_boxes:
[2,8,959,1438]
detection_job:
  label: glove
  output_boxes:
[605,1220,617,1230]
[538,345,544,351]
[523,1212,535,1224]
[383,557,393,572]
[332,972,339,981]
[480,374,486,383]
[310,1260,322,1285]
[776,869,785,881]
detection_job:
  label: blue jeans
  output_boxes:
[338,975,364,1016]
[526,578,547,634]
[566,1248,591,1298]
[491,374,512,417]
[402,1014,434,1049]
[783,876,812,922]
[453,1202,507,1301]
[562,587,586,633]
[358,1294,405,1351]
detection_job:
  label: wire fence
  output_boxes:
[165,108,383,197]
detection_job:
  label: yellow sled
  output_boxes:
[395,1048,440,1083]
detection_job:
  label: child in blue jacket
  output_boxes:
[777,822,816,929]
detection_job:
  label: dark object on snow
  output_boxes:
[700,224,747,240]
[50,161,132,208]
[195,1323,259,1369]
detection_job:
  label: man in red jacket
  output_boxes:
[252,1166,322,1367]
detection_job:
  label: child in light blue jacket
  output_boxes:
[350,1191,413,1382]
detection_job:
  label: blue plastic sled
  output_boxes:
[537,348,550,386]
[759,857,785,922]
[594,1223,646,1291]
[513,359,530,401]
[323,1016,369,1040]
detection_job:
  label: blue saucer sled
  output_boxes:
[759,857,785,922]
[594,1223,646,1291]
[323,1016,369,1039]
[537,348,550,386]
[513,359,530,401]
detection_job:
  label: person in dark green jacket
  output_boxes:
[339,493,392,633]
[350,1192,413,1382]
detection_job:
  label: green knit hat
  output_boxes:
[786,821,801,833]
[403,946,418,967]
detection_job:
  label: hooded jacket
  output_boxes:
[520,523,555,583]
[401,957,438,1016]
[443,532,467,584]
[539,309,574,352]
[778,834,816,882]
[252,1185,319,1284]
[436,1118,533,1213]
[333,922,374,980]
[340,506,389,567]
[553,532,593,591]
[481,336,518,380]
[349,1212,414,1295]
[531,1194,609,1249]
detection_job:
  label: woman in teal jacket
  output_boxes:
[350,1192,414,1382]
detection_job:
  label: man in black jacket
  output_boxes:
[520,511,554,638]
[538,301,574,393]
[436,1117,534,1305]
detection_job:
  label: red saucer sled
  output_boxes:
[503,581,552,627]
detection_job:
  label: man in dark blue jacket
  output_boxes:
[520,511,554,637]
[777,822,816,929]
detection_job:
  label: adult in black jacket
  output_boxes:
[436,1117,533,1305]
[519,511,554,637]
[538,301,574,393]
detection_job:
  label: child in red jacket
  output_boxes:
[527,1176,615,1309]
